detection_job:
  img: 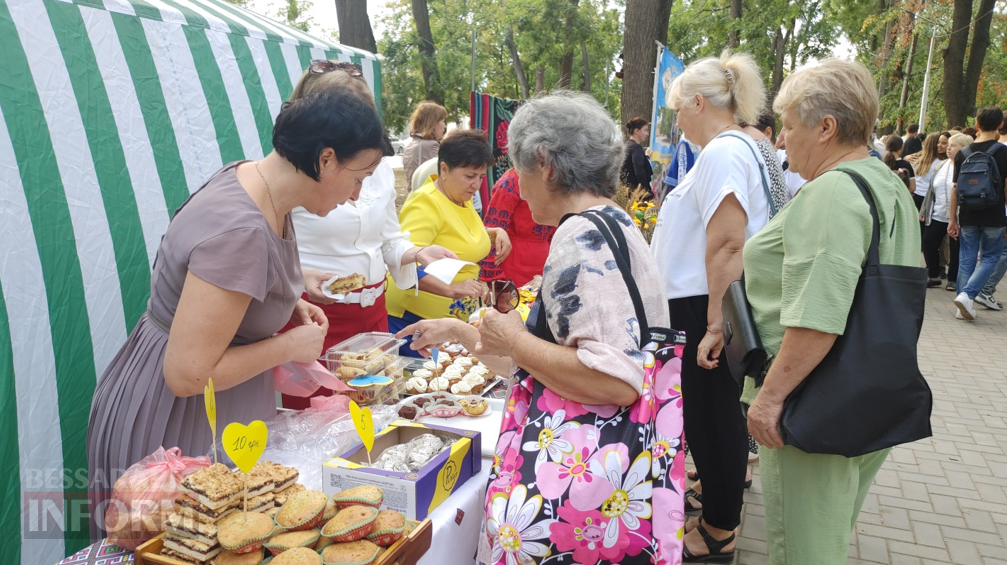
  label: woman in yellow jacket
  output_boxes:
[386,129,511,355]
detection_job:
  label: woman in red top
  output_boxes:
[479,169,555,285]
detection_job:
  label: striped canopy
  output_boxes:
[0,1,380,562]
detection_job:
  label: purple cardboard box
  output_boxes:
[322,419,482,520]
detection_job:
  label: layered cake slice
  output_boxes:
[250,461,299,493]
[180,463,242,511]
[174,493,239,523]
[233,469,273,499]
[273,483,306,507]
[165,512,219,546]
[162,533,221,563]
[246,492,276,514]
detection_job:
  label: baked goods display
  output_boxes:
[331,485,384,510]
[271,546,323,565]
[396,393,491,420]
[263,529,321,555]
[365,510,406,546]
[159,461,301,564]
[401,342,496,399]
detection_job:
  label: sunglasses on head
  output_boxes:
[488,279,519,313]
[309,59,363,78]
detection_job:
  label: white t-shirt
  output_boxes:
[651,134,771,300]
[914,159,943,197]
[930,160,954,223]
[292,158,417,288]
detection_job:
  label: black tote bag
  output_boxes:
[779,171,933,457]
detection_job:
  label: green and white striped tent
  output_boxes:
[0,0,380,562]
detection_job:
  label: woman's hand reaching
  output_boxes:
[476,309,526,357]
[302,268,338,304]
[414,245,457,266]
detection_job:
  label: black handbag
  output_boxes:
[779,171,933,457]
[722,277,767,385]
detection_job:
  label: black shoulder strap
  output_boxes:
[581,209,650,340]
[839,170,881,269]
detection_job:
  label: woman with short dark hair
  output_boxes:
[621,116,653,190]
[386,129,512,354]
[87,85,392,540]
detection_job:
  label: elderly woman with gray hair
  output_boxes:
[743,59,920,564]
[397,92,676,565]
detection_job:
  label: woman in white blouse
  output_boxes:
[921,133,962,290]
[284,63,454,407]
[650,50,771,562]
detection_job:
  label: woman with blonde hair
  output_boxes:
[921,133,963,289]
[651,49,775,562]
[281,61,456,407]
[745,59,921,564]
[403,101,448,182]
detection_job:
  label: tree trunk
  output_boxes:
[506,28,530,99]
[897,29,918,133]
[620,0,673,124]
[943,0,996,128]
[770,18,794,100]
[728,0,743,48]
[535,66,545,95]
[581,40,591,93]
[411,0,442,104]
[557,0,581,89]
[333,0,377,53]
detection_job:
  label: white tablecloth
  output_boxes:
[416,457,491,565]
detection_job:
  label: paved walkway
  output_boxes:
[729,285,1007,564]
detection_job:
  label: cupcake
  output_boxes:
[412,368,434,381]
[460,397,488,416]
[421,360,440,372]
[452,357,473,368]
[218,512,274,554]
[443,365,465,378]
[211,549,265,565]
[428,376,450,392]
[320,540,381,565]
[397,405,418,420]
[271,546,322,565]
[315,535,335,551]
[322,498,338,522]
[404,377,428,395]
[275,490,328,531]
[467,365,489,377]
[331,485,383,510]
[412,397,431,408]
[264,529,321,556]
[462,374,486,394]
[364,510,406,546]
[450,382,473,396]
[321,505,378,543]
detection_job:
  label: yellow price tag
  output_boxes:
[349,401,375,455]
[222,421,267,474]
[516,303,531,322]
[204,378,217,464]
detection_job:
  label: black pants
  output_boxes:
[669,295,747,531]
[923,221,958,280]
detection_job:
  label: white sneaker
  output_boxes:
[976,292,1003,311]
[954,292,977,320]
[955,310,964,320]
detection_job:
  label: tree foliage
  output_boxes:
[376,0,623,133]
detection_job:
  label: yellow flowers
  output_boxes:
[626,199,660,242]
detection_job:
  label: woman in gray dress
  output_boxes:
[86,86,392,540]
